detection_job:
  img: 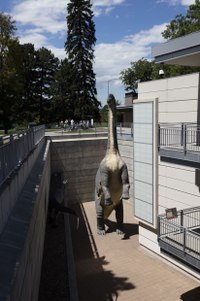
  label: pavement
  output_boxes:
[69,201,200,301]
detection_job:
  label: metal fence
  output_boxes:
[0,125,45,186]
[117,122,133,140]
[158,123,200,154]
[158,206,200,262]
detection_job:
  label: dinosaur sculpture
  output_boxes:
[95,94,130,235]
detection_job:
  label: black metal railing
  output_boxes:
[117,122,133,140]
[158,123,200,156]
[158,207,200,266]
[0,125,45,186]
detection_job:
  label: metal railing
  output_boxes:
[158,206,200,262]
[117,122,133,139]
[158,123,200,154]
[0,125,45,186]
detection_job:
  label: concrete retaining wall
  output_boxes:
[0,140,51,301]
[50,137,108,204]
[50,136,133,205]
[0,134,134,301]
[0,139,46,235]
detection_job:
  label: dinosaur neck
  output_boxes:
[107,104,118,154]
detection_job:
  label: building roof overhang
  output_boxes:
[117,105,132,111]
[152,31,200,66]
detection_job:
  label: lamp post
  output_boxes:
[107,78,119,96]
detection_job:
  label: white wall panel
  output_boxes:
[135,162,152,183]
[135,180,152,203]
[134,124,153,143]
[168,73,199,89]
[133,100,157,226]
[159,99,198,113]
[134,143,152,164]
[159,176,200,196]
[159,163,196,182]
[167,87,199,102]
[159,111,198,123]
[159,185,200,208]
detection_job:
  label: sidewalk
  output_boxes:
[70,201,200,301]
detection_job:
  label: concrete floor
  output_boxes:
[70,201,200,301]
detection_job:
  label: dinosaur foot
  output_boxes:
[97,229,106,235]
[116,228,124,235]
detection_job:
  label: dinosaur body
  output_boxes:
[95,94,130,235]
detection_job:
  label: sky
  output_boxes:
[0,0,196,106]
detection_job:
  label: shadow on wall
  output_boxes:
[69,203,136,301]
[195,168,200,192]
[196,76,200,191]
[181,286,200,301]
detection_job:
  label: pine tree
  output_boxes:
[51,58,74,122]
[34,47,59,124]
[65,0,100,121]
[16,43,37,124]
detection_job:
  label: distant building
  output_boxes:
[117,91,137,123]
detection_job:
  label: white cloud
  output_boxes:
[158,0,195,6]
[10,0,166,103]
[12,0,67,35]
[11,0,125,34]
[94,24,167,83]
[19,32,48,48]
[93,23,167,103]
[94,0,124,4]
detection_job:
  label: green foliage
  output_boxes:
[121,1,200,93]
[65,0,101,121]
[50,58,73,122]
[15,43,37,123]
[34,47,59,124]
[162,0,200,39]
[100,105,108,123]
[120,58,154,92]
[0,12,21,134]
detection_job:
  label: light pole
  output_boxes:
[107,78,119,96]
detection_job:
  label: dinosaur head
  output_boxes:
[107,94,116,108]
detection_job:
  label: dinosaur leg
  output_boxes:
[121,164,130,199]
[115,199,124,235]
[95,193,106,235]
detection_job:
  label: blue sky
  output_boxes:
[1,0,195,105]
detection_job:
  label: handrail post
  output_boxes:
[158,124,160,151]
[183,124,187,155]
[180,210,184,227]
[183,228,186,254]
[157,216,160,240]
[181,123,184,146]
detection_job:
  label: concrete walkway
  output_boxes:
[70,201,200,301]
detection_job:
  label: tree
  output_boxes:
[121,1,200,92]
[50,58,73,122]
[120,59,199,93]
[65,0,100,121]
[120,58,154,92]
[18,43,37,123]
[162,0,200,39]
[0,12,21,133]
[34,47,59,124]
